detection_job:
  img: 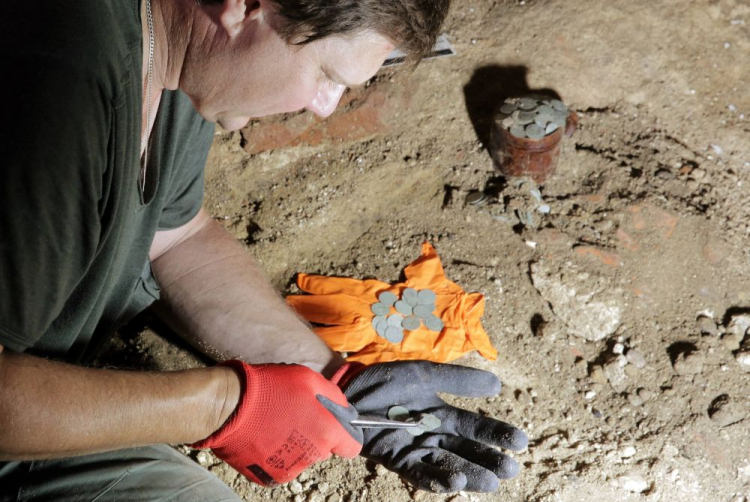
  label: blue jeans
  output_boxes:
[0,445,240,502]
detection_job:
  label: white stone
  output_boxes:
[585,390,597,400]
[613,343,625,355]
[289,480,304,494]
[620,446,637,458]
[618,474,649,493]
[736,351,750,372]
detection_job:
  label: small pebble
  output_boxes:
[196,451,210,466]
[620,445,637,458]
[590,366,608,385]
[673,351,704,375]
[618,474,649,493]
[723,333,742,351]
[613,343,625,355]
[697,315,718,335]
[736,351,750,372]
[708,394,746,427]
[637,388,654,401]
[627,393,644,407]
[626,349,647,368]
[585,390,597,400]
[289,480,304,494]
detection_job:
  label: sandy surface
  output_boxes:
[100,0,750,500]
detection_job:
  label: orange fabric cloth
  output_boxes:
[286,242,498,365]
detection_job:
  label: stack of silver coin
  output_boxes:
[388,406,442,436]
[497,96,569,140]
[370,288,445,343]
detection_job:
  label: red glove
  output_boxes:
[190,360,363,485]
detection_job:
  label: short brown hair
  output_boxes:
[199,0,451,67]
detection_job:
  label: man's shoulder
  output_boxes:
[0,0,141,99]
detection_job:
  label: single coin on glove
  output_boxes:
[332,360,528,493]
[190,360,363,486]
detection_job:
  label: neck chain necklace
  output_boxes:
[142,0,155,196]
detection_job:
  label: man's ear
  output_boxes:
[200,0,263,39]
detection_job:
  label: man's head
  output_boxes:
[178,0,450,130]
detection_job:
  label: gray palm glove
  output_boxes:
[340,361,528,493]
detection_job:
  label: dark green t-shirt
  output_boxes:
[0,0,214,361]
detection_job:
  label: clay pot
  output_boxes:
[490,108,579,184]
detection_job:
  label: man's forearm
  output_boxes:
[150,210,344,376]
[0,351,239,460]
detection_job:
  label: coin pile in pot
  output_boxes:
[497,96,569,140]
[370,288,445,344]
[388,406,442,436]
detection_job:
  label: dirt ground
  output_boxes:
[102,0,750,500]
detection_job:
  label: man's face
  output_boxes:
[180,14,395,131]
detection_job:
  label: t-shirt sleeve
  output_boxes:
[0,54,107,351]
[156,91,215,230]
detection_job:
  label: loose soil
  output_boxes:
[99,0,750,500]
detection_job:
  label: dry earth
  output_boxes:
[99,0,750,500]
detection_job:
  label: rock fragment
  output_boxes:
[625,349,647,368]
[603,355,629,392]
[530,260,623,341]
[726,314,750,338]
[736,351,750,372]
[708,394,746,427]
[697,315,719,336]
[673,350,704,375]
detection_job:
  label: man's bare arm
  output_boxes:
[149,207,344,377]
[0,345,240,460]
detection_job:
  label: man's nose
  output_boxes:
[308,82,347,118]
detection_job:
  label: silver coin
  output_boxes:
[387,313,404,327]
[418,414,442,431]
[553,114,567,127]
[406,426,425,436]
[424,315,445,332]
[403,288,419,306]
[371,302,390,316]
[515,111,536,125]
[536,105,555,116]
[538,204,551,214]
[534,113,554,128]
[465,191,487,206]
[518,97,538,110]
[417,289,436,305]
[545,122,560,135]
[376,318,389,337]
[525,123,545,140]
[413,304,435,318]
[402,315,421,331]
[394,300,413,315]
[407,426,425,436]
[387,405,411,421]
[385,326,404,343]
[499,102,517,114]
[550,99,567,111]
[371,315,386,331]
[378,291,398,306]
[510,124,527,138]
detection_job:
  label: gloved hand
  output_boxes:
[333,360,528,493]
[286,242,498,365]
[190,360,363,486]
